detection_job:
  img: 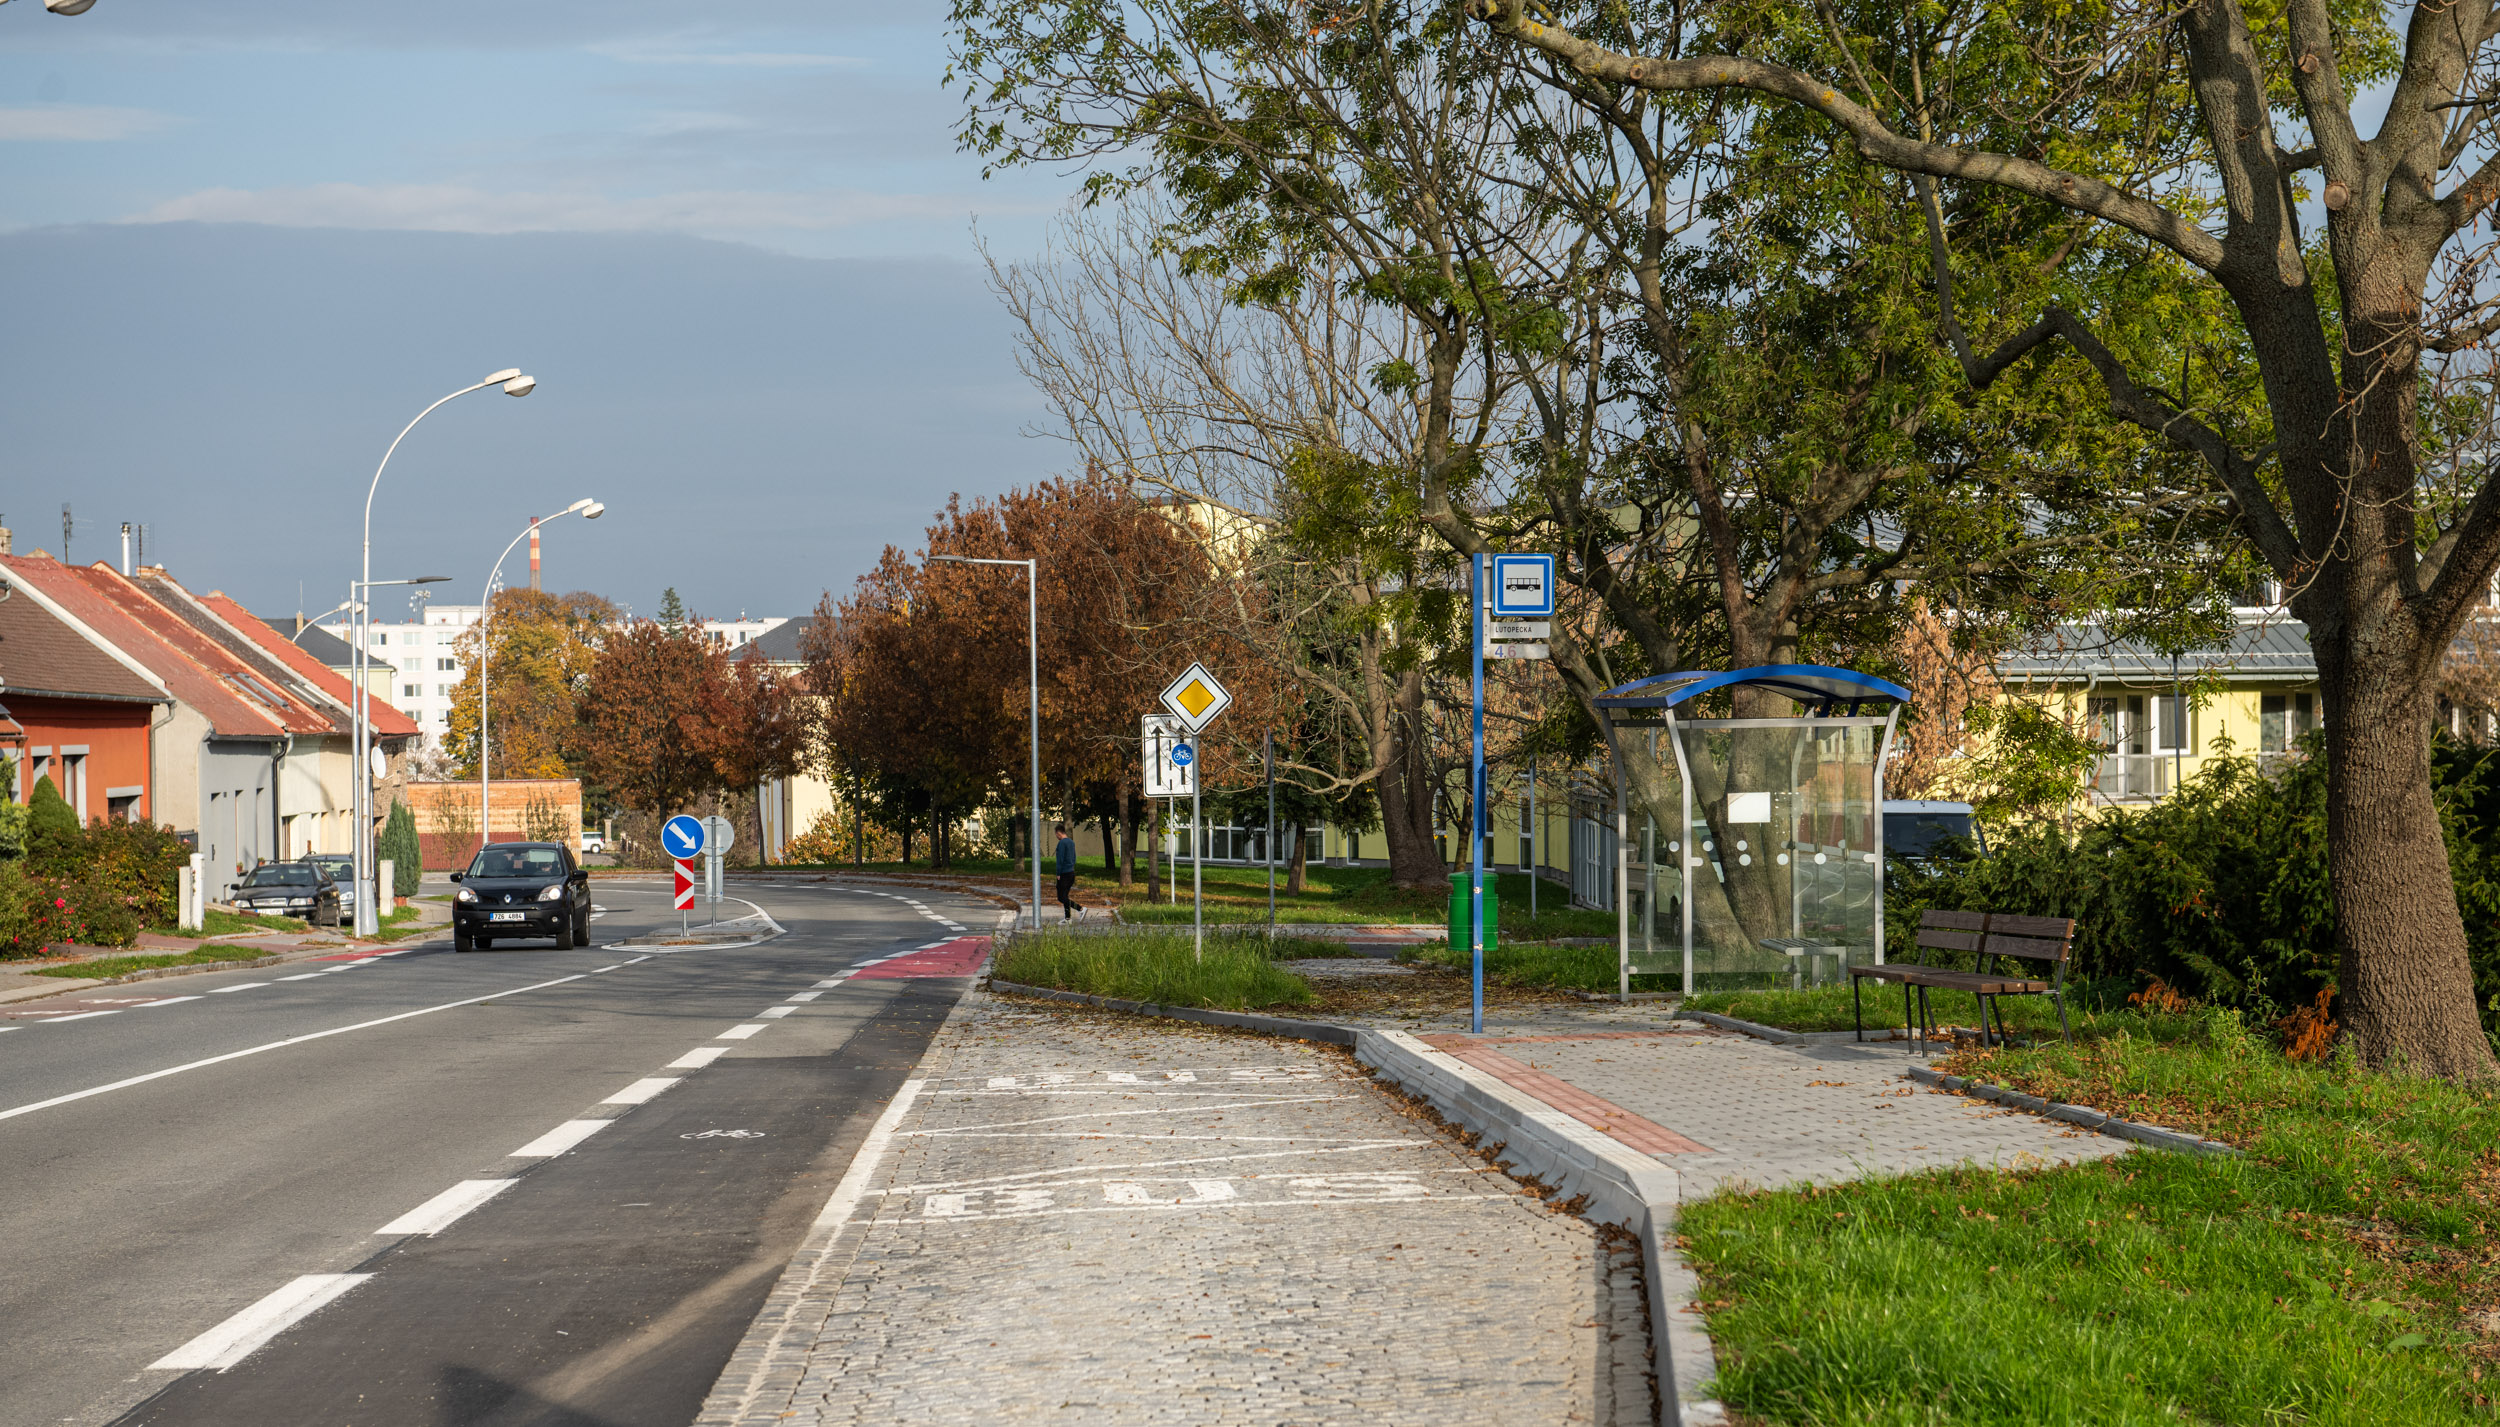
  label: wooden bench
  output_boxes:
[1848,910,2075,1052]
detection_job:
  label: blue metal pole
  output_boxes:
[1471,552,1486,1036]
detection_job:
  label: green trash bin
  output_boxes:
[1447,871,1499,953]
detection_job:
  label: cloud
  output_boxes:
[0,104,182,141]
[119,182,1021,236]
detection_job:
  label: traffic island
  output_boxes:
[604,910,783,951]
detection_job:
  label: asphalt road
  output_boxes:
[0,876,998,1427]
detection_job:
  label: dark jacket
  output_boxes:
[1054,836,1077,875]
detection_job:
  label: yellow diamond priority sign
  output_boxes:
[1158,661,1233,733]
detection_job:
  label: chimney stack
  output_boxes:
[529,518,541,591]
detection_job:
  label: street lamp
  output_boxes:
[355,368,535,935]
[1,2,104,14]
[929,554,1040,929]
[477,499,604,854]
[349,573,449,922]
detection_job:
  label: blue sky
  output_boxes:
[2,0,1083,618]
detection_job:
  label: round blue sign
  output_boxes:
[1170,742,1195,767]
[661,814,707,859]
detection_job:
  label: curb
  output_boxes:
[980,979,1720,1427]
[1900,1065,2239,1156]
[0,951,299,1005]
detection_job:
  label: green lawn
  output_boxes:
[142,907,310,939]
[1102,864,1615,936]
[1683,983,2081,1034]
[991,927,1317,1011]
[31,942,285,979]
[1408,940,1682,993]
[1684,1009,2500,1424]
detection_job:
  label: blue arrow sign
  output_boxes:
[661,814,707,859]
[1170,742,1195,767]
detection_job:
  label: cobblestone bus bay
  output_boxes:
[702,989,1652,1426]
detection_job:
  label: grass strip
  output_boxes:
[1683,1009,2500,1423]
[993,928,1314,1011]
[1408,940,1679,993]
[1682,983,2077,1034]
[30,943,282,979]
[139,908,309,939]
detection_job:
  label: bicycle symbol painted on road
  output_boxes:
[680,1129,767,1139]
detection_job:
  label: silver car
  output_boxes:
[308,853,360,922]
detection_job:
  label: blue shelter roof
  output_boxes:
[1592,664,1911,715]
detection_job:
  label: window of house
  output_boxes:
[438,658,456,671]
[2153,693,2195,755]
[2088,695,2146,754]
[404,683,422,699]
[2260,693,2317,754]
[437,685,449,698]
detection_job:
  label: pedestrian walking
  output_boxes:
[1054,822,1079,921]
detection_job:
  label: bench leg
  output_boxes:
[1852,975,1864,1043]
[1915,984,1930,1057]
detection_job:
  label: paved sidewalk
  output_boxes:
[702,987,1652,1426]
[1354,1001,2128,1198]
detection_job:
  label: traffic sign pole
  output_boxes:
[1471,552,1486,1037]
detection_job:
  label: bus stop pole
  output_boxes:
[1470,552,1486,1037]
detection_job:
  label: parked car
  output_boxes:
[232,863,342,927]
[1881,800,1986,871]
[307,853,360,922]
[580,830,606,855]
[451,841,593,952]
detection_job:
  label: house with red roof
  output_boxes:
[0,550,420,898]
[0,567,170,823]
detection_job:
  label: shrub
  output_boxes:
[25,775,79,870]
[81,817,190,930]
[1889,735,2500,1039]
[379,800,422,897]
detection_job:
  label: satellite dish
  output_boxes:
[370,748,389,780]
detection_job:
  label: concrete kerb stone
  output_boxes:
[1900,1064,2240,1157]
[1670,1008,1912,1045]
[977,976,1722,1427]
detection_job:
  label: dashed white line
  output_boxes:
[376,1179,516,1236]
[509,1119,612,1158]
[812,979,846,988]
[589,964,621,974]
[278,973,324,982]
[669,1045,730,1069]
[35,1011,120,1023]
[756,1006,796,1019]
[601,1077,682,1106]
[786,991,822,1002]
[207,983,267,994]
[0,972,590,1125]
[150,1274,373,1371]
[136,996,204,1008]
[718,1024,768,1040]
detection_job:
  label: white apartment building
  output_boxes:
[315,602,787,750]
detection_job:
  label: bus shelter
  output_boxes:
[1592,666,1908,996]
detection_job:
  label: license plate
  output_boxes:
[491,912,525,922]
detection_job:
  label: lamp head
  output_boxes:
[484,368,522,385]
[412,575,451,585]
[565,497,595,514]
[45,0,102,13]
[502,375,536,397]
[581,501,606,520]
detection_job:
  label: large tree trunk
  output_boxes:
[1287,822,1307,895]
[1146,800,1164,902]
[1117,783,1137,888]
[2314,590,2498,1078]
[1375,669,1444,889]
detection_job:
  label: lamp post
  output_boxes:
[356,368,535,935]
[929,554,1040,929]
[477,499,604,854]
[0,2,105,15]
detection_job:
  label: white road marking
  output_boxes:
[785,991,822,1002]
[510,1119,612,1157]
[718,1024,767,1040]
[812,979,845,988]
[812,1078,925,1231]
[589,964,621,974]
[757,1006,795,1019]
[279,973,324,981]
[376,1179,517,1236]
[207,983,268,994]
[908,1096,1346,1137]
[34,1011,120,1023]
[150,1274,373,1371]
[602,1077,682,1105]
[0,972,590,1124]
[669,1046,729,1069]
[136,996,204,1008]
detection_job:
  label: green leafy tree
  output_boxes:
[378,800,422,896]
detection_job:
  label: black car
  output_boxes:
[307,853,361,924]
[232,863,342,927]
[451,842,593,952]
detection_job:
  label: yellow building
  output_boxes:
[1993,612,2319,809]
